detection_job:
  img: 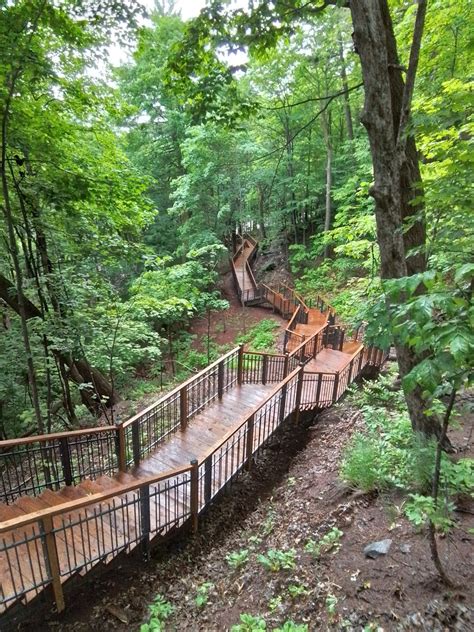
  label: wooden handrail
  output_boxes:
[121,346,240,429]
[242,351,287,358]
[286,305,301,331]
[288,324,328,358]
[0,463,193,533]
[0,425,117,450]
[204,367,301,457]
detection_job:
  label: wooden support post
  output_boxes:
[139,483,151,561]
[339,328,345,351]
[204,455,212,504]
[357,349,364,374]
[180,385,188,431]
[279,381,288,423]
[348,359,354,385]
[116,425,127,472]
[218,359,224,399]
[245,415,255,471]
[41,515,65,613]
[316,373,323,405]
[294,365,305,424]
[332,372,340,404]
[262,354,268,385]
[299,336,306,362]
[237,344,244,386]
[313,333,319,358]
[190,459,199,533]
[283,353,289,379]
[59,438,73,487]
[132,420,141,466]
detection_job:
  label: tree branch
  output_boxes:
[264,82,363,111]
[396,0,428,153]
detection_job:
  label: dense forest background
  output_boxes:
[0,0,472,442]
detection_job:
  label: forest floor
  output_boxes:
[188,268,287,353]
[32,371,474,632]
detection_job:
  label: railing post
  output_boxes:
[339,328,345,351]
[59,438,73,487]
[180,385,188,431]
[313,333,319,358]
[316,373,323,405]
[218,359,225,399]
[332,372,340,404]
[279,380,288,423]
[348,359,354,385]
[132,420,141,466]
[245,414,255,471]
[116,425,127,472]
[294,365,305,424]
[262,354,268,385]
[190,459,199,533]
[358,349,364,374]
[41,515,65,612]
[299,336,306,362]
[204,455,212,504]
[237,344,244,386]
[140,483,151,561]
[283,353,289,379]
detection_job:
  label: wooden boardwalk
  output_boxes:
[133,384,273,476]
[0,234,387,618]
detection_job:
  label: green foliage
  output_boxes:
[325,593,338,622]
[257,549,296,572]
[231,614,267,632]
[195,582,214,608]
[226,549,250,569]
[342,371,474,538]
[287,584,309,599]
[274,623,308,632]
[404,494,455,534]
[305,528,343,559]
[237,320,280,352]
[140,594,174,632]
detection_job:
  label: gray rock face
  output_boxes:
[363,538,392,558]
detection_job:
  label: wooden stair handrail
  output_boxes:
[191,367,302,463]
[120,346,240,429]
[0,463,193,533]
[0,425,117,450]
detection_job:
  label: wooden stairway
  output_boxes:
[0,236,387,619]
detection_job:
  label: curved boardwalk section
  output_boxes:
[0,235,386,618]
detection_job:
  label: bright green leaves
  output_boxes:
[379,266,474,399]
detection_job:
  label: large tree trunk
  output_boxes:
[350,0,438,439]
[0,273,119,414]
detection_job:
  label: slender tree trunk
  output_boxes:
[257,184,267,240]
[1,111,44,435]
[338,35,354,141]
[0,273,119,414]
[321,112,333,258]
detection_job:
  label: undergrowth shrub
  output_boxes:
[341,369,474,501]
[237,319,280,352]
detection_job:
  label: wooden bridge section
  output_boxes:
[0,236,386,619]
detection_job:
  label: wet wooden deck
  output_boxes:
[133,383,274,476]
